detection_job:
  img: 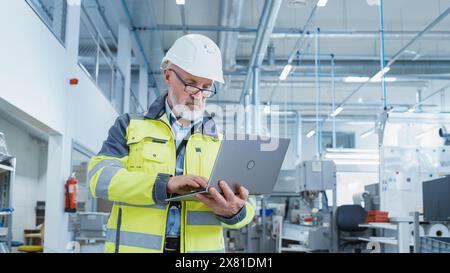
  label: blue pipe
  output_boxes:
[315,27,321,158]
[331,54,336,149]
[379,0,388,110]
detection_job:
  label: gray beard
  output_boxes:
[168,93,205,122]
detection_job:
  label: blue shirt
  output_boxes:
[165,100,202,236]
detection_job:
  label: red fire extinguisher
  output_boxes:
[65,173,78,213]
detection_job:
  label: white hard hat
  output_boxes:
[161,34,225,84]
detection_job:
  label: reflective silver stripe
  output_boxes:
[95,166,122,200]
[114,202,166,210]
[106,229,162,250]
[88,159,125,184]
[187,211,221,226]
[188,249,225,253]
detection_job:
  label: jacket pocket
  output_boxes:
[127,130,170,171]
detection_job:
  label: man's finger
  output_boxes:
[192,176,208,188]
[187,179,202,189]
[209,187,227,205]
[219,180,235,201]
[196,193,213,207]
[238,186,249,201]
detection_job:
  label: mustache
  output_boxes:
[185,98,203,105]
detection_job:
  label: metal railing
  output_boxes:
[25,0,67,45]
[78,2,125,114]
[129,88,145,114]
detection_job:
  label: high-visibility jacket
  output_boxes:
[88,94,255,253]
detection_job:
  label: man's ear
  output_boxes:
[163,69,171,85]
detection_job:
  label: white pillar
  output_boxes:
[138,65,148,111]
[41,0,82,253]
[43,135,73,253]
[65,0,82,65]
[117,23,132,114]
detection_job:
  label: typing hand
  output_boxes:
[166,175,208,195]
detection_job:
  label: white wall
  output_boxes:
[0,116,47,242]
[0,1,118,252]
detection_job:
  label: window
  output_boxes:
[25,0,67,45]
[322,131,355,149]
[78,2,125,114]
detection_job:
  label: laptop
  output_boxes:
[165,135,290,202]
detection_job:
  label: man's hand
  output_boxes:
[196,180,249,218]
[167,175,208,195]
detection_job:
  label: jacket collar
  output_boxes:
[145,93,219,139]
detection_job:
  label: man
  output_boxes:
[88,34,255,253]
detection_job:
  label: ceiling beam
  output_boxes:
[239,0,282,104]
[178,4,187,34]
[333,7,450,116]
[134,25,450,40]
[218,0,244,71]
[119,0,163,95]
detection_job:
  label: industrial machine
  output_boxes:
[279,160,337,252]
[69,212,110,253]
[225,160,337,253]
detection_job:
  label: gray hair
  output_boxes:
[161,60,172,70]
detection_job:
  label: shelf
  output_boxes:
[358,236,398,246]
[359,222,398,231]
[280,245,311,252]
[0,163,13,173]
[0,158,15,253]
[390,216,424,222]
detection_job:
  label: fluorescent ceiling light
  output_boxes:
[176,0,185,5]
[279,64,293,81]
[405,50,421,61]
[360,128,375,139]
[306,129,316,138]
[330,107,344,117]
[366,0,381,6]
[317,0,328,7]
[67,0,81,5]
[371,67,391,82]
[344,77,370,83]
[373,77,397,82]
[344,76,396,83]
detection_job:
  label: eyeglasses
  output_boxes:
[168,69,217,98]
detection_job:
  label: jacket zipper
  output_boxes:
[159,119,178,252]
[115,207,122,253]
